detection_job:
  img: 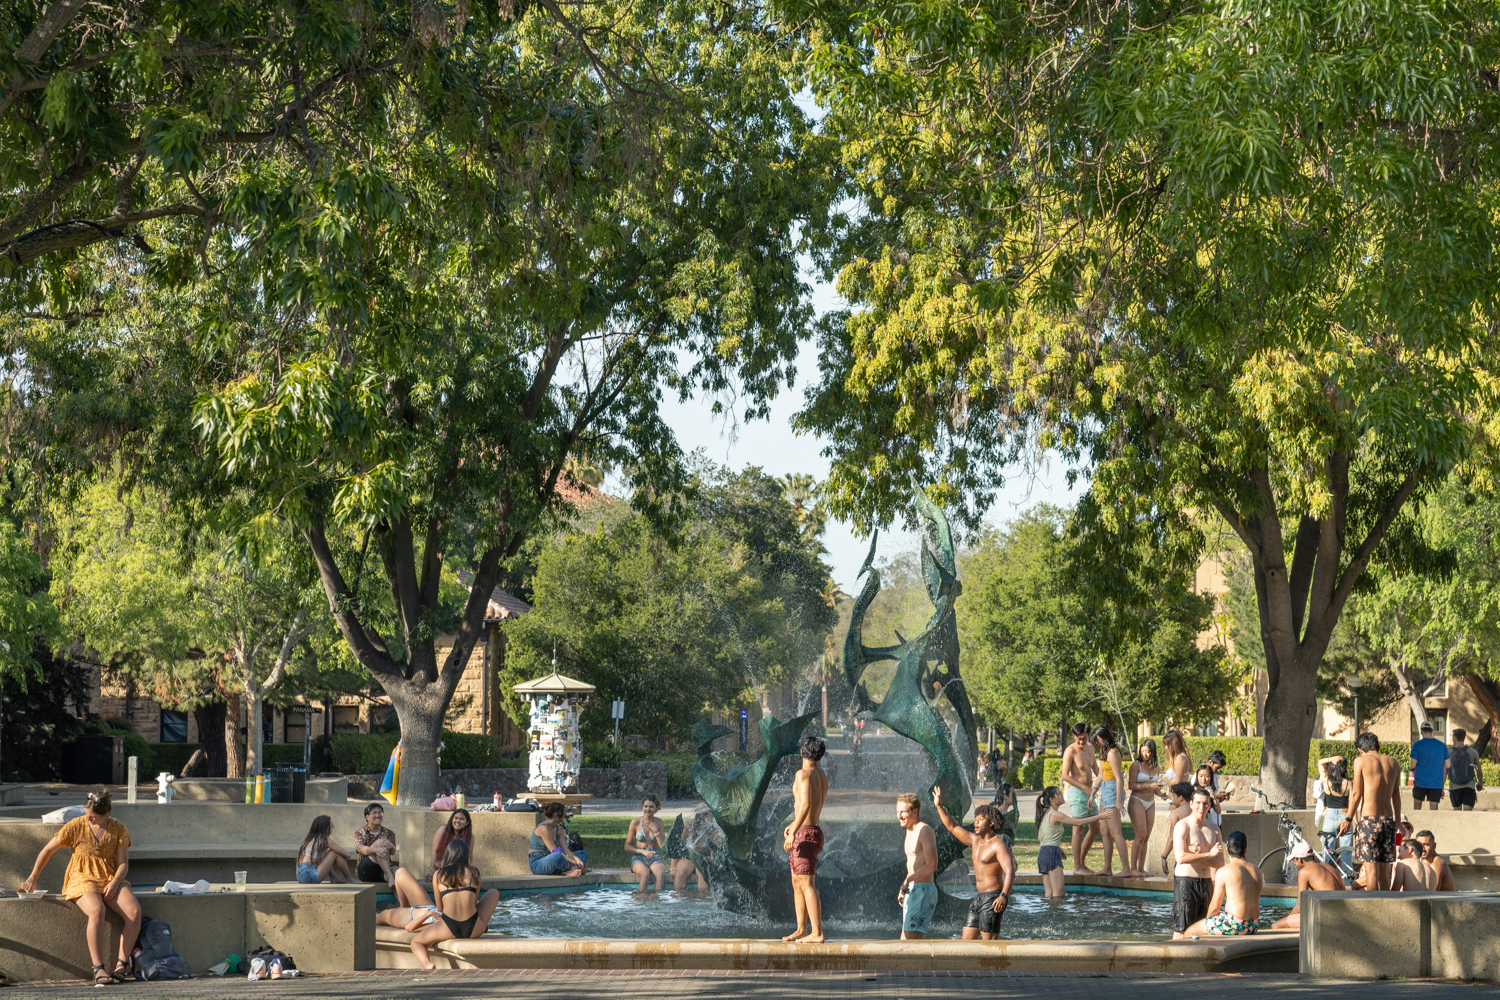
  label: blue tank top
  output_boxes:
[530,827,551,853]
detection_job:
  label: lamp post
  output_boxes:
[1348,676,1364,738]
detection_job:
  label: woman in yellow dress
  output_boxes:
[21,790,142,984]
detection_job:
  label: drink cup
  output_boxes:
[234,871,247,892]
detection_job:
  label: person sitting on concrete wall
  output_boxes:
[296,815,353,884]
[430,809,473,874]
[529,803,586,876]
[354,803,397,886]
[20,790,142,985]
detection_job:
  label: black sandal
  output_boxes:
[92,964,113,985]
[110,959,133,982]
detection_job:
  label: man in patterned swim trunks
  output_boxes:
[1338,732,1402,891]
[1183,831,1262,937]
[782,735,829,943]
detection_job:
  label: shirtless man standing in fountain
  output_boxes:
[783,735,829,943]
[933,785,1015,939]
[1061,723,1100,874]
[1171,788,1223,939]
[1337,732,1402,891]
[896,792,938,940]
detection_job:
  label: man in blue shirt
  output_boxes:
[1409,721,1449,811]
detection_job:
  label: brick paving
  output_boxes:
[12,969,1499,999]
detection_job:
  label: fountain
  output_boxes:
[679,487,979,922]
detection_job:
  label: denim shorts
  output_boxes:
[295,862,320,884]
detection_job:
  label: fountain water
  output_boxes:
[677,487,979,922]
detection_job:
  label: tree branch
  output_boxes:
[304,522,399,678]
[1,205,204,267]
[1326,468,1426,627]
[1286,513,1320,640]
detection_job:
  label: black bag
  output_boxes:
[567,830,586,852]
[246,945,297,972]
[502,798,539,812]
[134,918,190,980]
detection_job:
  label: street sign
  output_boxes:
[739,709,749,751]
[611,699,626,746]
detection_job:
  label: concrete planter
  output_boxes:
[346,762,669,802]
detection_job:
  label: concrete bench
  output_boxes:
[0,884,376,982]
[1301,890,1500,979]
[0,803,542,889]
[172,776,348,803]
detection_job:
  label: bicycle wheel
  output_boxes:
[1257,847,1290,885]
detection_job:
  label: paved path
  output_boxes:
[12,969,1499,999]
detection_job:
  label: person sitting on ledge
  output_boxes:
[20,790,142,985]
[354,802,397,886]
[1182,830,1261,937]
[431,809,473,873]
[1270,841,1343,929]
[376,840,500,970]
[529,803,586,876]
[1413,830,1457,891]
[296,815,353,884]
[627,794,668,891]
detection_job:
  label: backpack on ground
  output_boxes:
[1450,746,1476,786]
[134,918,190,980]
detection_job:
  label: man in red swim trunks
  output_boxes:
[783,734,829,943]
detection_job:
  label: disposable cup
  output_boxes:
[234,871,248,891]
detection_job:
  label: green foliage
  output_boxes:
[502,463,836,743]
[148,743,202,778]
[1311,740,1412,777]
[583,743,621,769]
[962,506,1236,734]
[319,732,518,775]
[1042,757,1063,789]
[793,0,1500,800]
[1183,738,1264,778]
[1,650,91,781]
[0,520,59,685]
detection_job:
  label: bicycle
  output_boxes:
[1250,786,1358,888]
[1249,785,1309,886]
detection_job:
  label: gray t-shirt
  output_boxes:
[1449,745,1482,790]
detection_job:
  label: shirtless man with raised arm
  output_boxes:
[1271,841,1344,929]
[933,785,1015,940]
[782,735,829,943]
[1060,723,1100,874]
[895,793,938,940]
[1337,732,1402,891]
[1171,788,1223,939]
[1183,831,1262,937]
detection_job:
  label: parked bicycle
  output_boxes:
[1250,786,1356,887]
[1249,785,1310,886]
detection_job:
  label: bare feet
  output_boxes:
[420,963,436,972]
[803,934,825,943]
[1097,870,1115,878]
[1072,867,1097,876]
[782,929,807,942]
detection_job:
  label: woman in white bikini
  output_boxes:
[1126,738,1164,878]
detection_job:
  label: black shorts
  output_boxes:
[1172,876,1213,933]
[357,857,386,882]
[1412,785,1442,803]
[1450,787,1478,809]
[965,891,1006,935]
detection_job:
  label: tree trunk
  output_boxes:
[1390,658,1428,727]
[1465,675,1500,761]
[225,691,246,779]
[192,702,229,777]
[246,683,265,777]
[1258,652,1319,806]
[390,692,446,807]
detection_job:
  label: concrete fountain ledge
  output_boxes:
[374,929,1299,973]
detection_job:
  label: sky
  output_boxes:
[648,279,1082,594]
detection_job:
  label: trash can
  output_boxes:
[266,767,294,804]
[61,735,125,785]
[289,764,308,803]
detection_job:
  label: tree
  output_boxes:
[794,0,1500,803]
[499,464,837,741]
[6,0,838,804]
[962,506,1235,736]
[0,518,61,781]
[49,479,319,776]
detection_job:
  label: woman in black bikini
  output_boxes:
[391,839,499,970]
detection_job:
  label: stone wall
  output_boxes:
[346,761,670,802]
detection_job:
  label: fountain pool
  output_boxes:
[381,884,1291,941]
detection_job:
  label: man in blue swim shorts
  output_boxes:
[1060,723,1100,873]
[895,792,938,939]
